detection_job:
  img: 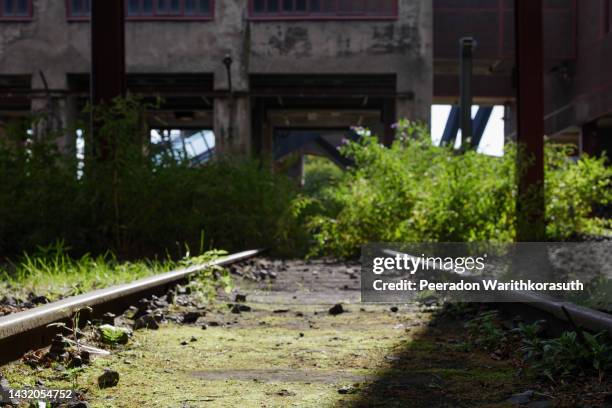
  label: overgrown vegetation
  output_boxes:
[295,121,612,257]
[0,97,298,259]
[0,241,230,302]
[1,101,610,263]
[460,308,612,383]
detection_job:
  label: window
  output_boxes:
[69,0,90,18]
[250,0,396,19]
[67,0,213,20]
[0,0,31,19]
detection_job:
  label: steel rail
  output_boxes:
[0,249,262,364]
[381,249,612,336]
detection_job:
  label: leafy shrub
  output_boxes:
[0,97,299,258]
[302,155,344,200]
[463,314,612,382]
[545,144,612,238]
[296,120,612,257]
[515,321,612,382]
[465,310,507,351]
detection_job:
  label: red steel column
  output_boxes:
[90,0,126,157]
[515,0,545,241]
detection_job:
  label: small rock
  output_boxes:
[505,390,534,405]
[98,369,120,388]
[299,333,304,337]
[273,309,289,314]
[35,379,45,386]
[421,296,438,307]
[181,312,202,324]
[234,294,247,303]
[277,389,296,397]
[166,291,176,304]
[31,295,50,305]
[80,350,91,365]
[328,304,344,316]
[123,305,139,319]
[133,314,159,330]
[69,355,84,368]
[180,340,188,346]
[338,385,354,394]
[54,364,66,372]
[49,334,69,356]
[390,306,399,313]
[101,312,116,325]
[201,324,208,330]
[190,336,197,342]
[295,312,304,317]
[208,321,220,327]
[67,402,90,408]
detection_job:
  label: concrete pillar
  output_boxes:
[30,72,76,154]
[214,95,251,156]
[396,95,430,125]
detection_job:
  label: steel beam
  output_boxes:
[91,0,125,105]
[90,0,126,157]
[459,37,475,148]
[515,0,545,240]
[440,106,460,146]
[472,106,493,148]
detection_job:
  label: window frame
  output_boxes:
[66,0,215,22]
[248,0,398,21]
[0,0,33,21]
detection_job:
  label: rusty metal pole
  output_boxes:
[459,37,475,149]
[90,0,126,159]
[515,0,545,241]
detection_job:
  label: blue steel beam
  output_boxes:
[440,106,460,146]
[472,106,493,148]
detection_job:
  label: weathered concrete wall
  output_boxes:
[0,0,433,153]
[249,0,432,122]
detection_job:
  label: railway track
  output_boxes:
[0,249,262,365]
[381,248,612,336]
[2,247,612,365]
[1,250,611,405]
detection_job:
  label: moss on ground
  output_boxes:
[1,303,531,407]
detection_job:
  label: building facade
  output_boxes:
[1,0,611,161]
[0,0,432,157]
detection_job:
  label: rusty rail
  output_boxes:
[0,249,262,364]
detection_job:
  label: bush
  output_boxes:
[0,97,299,258]
[296,120,612,258]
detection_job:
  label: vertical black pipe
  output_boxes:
[459,37,475,149]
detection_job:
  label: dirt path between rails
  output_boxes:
[2,259,541,407]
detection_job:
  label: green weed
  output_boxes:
[294,120,612,258]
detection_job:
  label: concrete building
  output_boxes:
[0,0,611,162]
[0,0,432,161]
